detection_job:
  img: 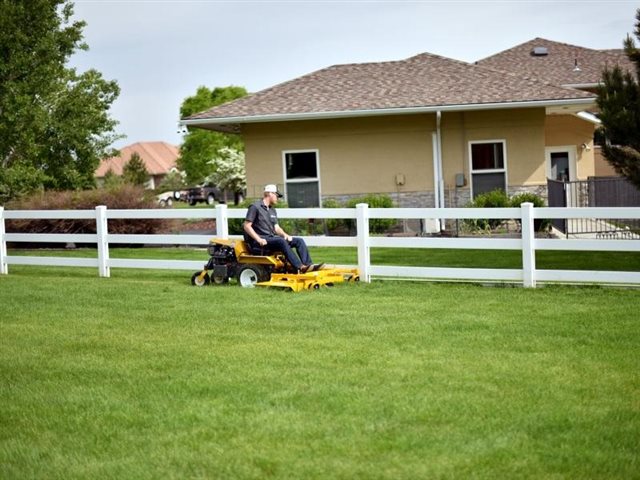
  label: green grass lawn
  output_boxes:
[1,265,639,479]
[7,245,640,272]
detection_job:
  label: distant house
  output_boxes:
[95,141,179,189]
[181,38,632,209]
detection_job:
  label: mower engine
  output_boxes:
[203,241,237,284]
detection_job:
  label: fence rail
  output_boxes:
[1,204,639,288]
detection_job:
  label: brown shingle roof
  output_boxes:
[185,51,594,124]
[96,141,179,177]
[476,37,634,86]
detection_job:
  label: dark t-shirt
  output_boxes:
[245,200,278,238]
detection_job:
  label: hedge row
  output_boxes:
[465,190,550,232]
[227,194,397,236]
[5,185,169,236]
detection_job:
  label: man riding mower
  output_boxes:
[190,238,359,291]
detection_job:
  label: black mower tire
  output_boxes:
[236,264,269,288]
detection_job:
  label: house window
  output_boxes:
[282,150,321,207]
[469,140,507,198]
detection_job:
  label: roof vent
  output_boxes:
[531,47,548,56]
[573,58,581,72]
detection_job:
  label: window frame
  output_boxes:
[468,139,508,198]
[281,149,322,207]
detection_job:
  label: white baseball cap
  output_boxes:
[264,184,283,198]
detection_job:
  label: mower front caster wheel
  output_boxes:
[191,271,210,287]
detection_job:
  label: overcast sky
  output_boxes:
[69,0,638,149]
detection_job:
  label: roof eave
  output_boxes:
[181,97,596,129]
[562,82,600,89]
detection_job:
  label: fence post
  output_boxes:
[521,202,536,288]
[96,205,110,278]
[216,204,229,239]
[356,203,371,282]
[0,206,7,275]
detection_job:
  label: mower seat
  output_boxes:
[235,239,288,270]
[234,239,252,256]
[241,235,274,256]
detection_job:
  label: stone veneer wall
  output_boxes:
[506,185,549,203]
[322,184,549,209]
[322,185,549,234]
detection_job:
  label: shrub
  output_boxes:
[320,198,342,233]
[228,199,256,235]
[510,192,551,232]
[345,194,396,234]
[509,192,545,208]
[465,189,510,230]
[5,185,168,239]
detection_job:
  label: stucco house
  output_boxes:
[96,141,179,190]
[181,38,633,209]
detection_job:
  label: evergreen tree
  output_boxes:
[122,152,148,186]
[102,168,122,189]
[597,8,640,188]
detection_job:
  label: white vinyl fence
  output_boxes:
[1,204,640,287]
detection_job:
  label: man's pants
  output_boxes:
[255,236,312,270]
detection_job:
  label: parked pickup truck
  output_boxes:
[185,182,222,205]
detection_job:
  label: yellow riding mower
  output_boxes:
[191,238,359,291]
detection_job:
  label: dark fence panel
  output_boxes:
[548,176,640,237]
[546,178,567,234]
[587,176,640,207]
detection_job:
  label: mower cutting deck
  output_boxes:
[257,267,359,292]
[191,238,359,291]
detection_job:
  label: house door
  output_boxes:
[545,146,577,206]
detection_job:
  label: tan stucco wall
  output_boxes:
[545,114,596,179]
[243,115,435,197]
[241,108,596,199]
[439,108,546,188]
[594,146,618,177]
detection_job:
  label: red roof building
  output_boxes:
[96,141,179,189]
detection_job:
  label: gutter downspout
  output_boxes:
[431,111,444,232]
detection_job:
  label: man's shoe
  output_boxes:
[299,265,310,273]
[312,263,325,272]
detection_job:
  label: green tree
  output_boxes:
[157,170,186,193]
[0,0,120,203]
[102,168,122,189]
[597,8,640,188]
[178,86,247,184]
[122,152,148,186]
[207,147,246,203]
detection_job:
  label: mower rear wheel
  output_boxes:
[191,271,210,287]
[237,264,268,288]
